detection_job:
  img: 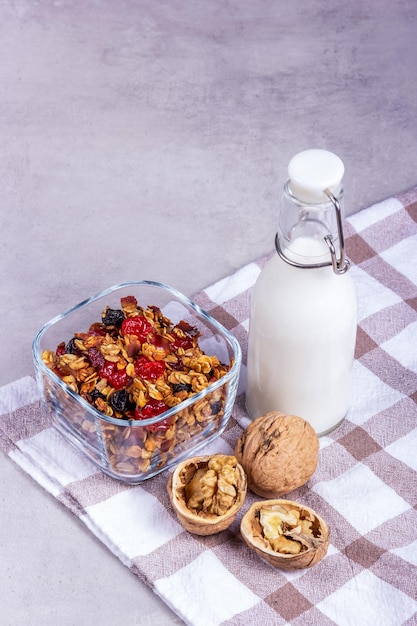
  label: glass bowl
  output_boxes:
[32,281,241,484]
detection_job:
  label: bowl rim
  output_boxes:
[32,280,242,428]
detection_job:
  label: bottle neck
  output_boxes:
[275,183,350,274]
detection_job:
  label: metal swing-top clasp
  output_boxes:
[275,188,351,275]
[322,189,350,274]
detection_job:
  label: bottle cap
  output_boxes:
[288,149,344,204]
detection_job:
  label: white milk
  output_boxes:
[245,237,357,435]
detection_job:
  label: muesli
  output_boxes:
[42,295,232,474]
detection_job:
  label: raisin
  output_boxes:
[172,382,192,394]
[110,389,130,413]
[91,388,104,400]
[65,337,82,355]
[210,399,223,415]
[89,388,105,403]
[102,308,125,327]
[168,356,184,371]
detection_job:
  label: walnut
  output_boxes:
[234,412,319,498]
[167,454,247,535]
[240,499,329,570]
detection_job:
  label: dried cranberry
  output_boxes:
[176,320,199,336]
[98,361,131,389]
[146,418,172,433]
[160,438,174,452]
[102,308,125,327]
[171,322,198,350]
[121,316,153,342]
[149,305,168,325]
[148,333,171,353]
[121,295,137,308]
[135,399,167,418]
[135,399,172,432]
[87,347,105,369]
[56,342,66,356]
[134,356,166,381]
[171,334,194,351]
[88,322,107,336]
[125,337,141,359]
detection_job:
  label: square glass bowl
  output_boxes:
[33,281,241,484]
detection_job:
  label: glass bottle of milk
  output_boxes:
[245,149,357,435]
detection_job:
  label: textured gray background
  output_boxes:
[1,1,416,624]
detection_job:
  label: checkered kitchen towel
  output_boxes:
[1,189,417,626]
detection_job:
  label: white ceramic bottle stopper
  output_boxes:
[288,149,345,204]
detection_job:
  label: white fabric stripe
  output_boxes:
[204,263,261,304]
[0,376,40,413]
[347,197,403,232]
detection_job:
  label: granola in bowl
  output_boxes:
[35,284,240,482]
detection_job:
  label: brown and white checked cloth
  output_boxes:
[1,189,417,626]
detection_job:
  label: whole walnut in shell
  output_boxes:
[167,454,247,535]
[240,499,329,570]
[234,412,319,498]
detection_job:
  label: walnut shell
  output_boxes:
[167,454,247,536]
[241,499,329,570]
[234,412,319,498]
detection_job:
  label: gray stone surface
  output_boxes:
[1,1,416,624]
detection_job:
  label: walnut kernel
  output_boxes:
[168,454,247,535]
[241,499,329,569]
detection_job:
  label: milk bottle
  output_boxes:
[245,149,357,435]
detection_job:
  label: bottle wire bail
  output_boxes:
[323,189,350,274]
[275,188,350,275]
